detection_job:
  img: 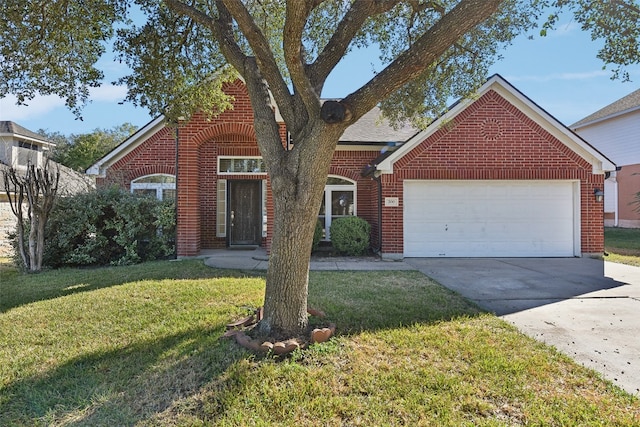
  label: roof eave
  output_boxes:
[86,115,166,176]
[376,74,616,175]
[0,132,55,147]
[571,105,640,130]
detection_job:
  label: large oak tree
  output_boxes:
[2,0,639,337]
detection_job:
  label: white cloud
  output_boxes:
[550,21,580,37]
[505,70,609,83]
[89,84,128,102]
[0,94,65,121]
[0,83,128,123]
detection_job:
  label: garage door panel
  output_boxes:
[403,180,577,257]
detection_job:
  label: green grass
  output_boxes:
[1,260,638,426]
[605,227,640,266]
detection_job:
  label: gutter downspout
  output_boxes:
[614,177,619,227]
[374,174,383,254]
[174,125,180,259]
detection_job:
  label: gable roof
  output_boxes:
[373,74,616,175]
[0,121,54,146]
[86,115,165,176]
[88,75,615,178]
[571,88,640,128]
[87,103,419,176]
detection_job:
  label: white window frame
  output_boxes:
[131,174,176,200]
[319,175,357,240]
[13,140,42,168]
[217,156,267,175]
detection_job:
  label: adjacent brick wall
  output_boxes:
[616,163,640,227]
[96,127,177,191]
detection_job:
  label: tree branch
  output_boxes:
[283,1,318,116]
[163,0,246,74]
[309,0,400,93]
[343,0,502,121]
[220,0,295,123]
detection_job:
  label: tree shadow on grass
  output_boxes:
[0,259,265,313]
[0,324,253,426]
[1,269,485,425]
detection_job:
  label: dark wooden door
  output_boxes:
[229,180,261,245]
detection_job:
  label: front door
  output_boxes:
[228,180,262,246]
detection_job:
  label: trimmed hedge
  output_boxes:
[329,216,370,256]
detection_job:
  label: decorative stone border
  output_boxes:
[223,307,336,355]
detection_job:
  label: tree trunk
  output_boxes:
[260,199,316,338]
[35,214,47,270]
[257,126,340,338]
[2,161,59,272]
[241,64,342,338]
[28,215,39,271]
[15,217,28,269]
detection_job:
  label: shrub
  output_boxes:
[329,216,370,256]
[39,187,175,268]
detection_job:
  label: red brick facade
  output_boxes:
[96,79,607,258]
[378,89,605,256]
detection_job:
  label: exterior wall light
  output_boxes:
[594,188,604,203]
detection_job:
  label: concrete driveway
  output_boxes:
[404,257,640,396]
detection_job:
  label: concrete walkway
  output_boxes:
[201,248,414,271]
[200,248,640,396]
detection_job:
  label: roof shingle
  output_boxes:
[0,121,51,142]
[571,89,640,128]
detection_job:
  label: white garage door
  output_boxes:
[403,180,578,257]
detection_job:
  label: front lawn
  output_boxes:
[1,260,638,426]
[605,227,640,267]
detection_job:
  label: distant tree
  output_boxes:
[43,123,137,172]
[2,159,60,272]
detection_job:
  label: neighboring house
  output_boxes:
[571,89,640,228]
[0,121,95,256]
[87,75,614,259]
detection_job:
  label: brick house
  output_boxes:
[87,75,614,259]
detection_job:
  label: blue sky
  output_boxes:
[1,16,639,136]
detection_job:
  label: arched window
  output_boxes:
[131,174,176,201]
[318,175,356,240]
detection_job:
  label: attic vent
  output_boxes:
[480,118,504,142]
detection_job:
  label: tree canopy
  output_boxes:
[1,1,638,127]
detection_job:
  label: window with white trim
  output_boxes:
[218,156,266,174]
[131,174,176,200]
[217,179,227,237]
[15,140,41,167]
[318,176,356,240]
